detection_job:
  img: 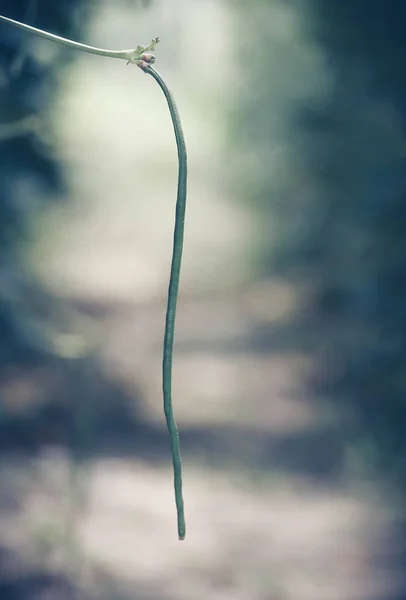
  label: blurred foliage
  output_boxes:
[0,0,94,371]
[0,0,157,443]
[0,2,153,595]
[234,0,406,492]
[307,0,406,488]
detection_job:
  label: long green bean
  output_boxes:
[0,13,187,540]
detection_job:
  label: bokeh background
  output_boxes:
[1,1,406,599]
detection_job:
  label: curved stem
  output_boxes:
[0,14,145,62]
[145,66,187,541]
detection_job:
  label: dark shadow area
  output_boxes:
[305,0,406,493]
[0,533,75,598]
[0,542,174,600]
[0,350,345,481]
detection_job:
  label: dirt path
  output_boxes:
[0,289,403,600]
